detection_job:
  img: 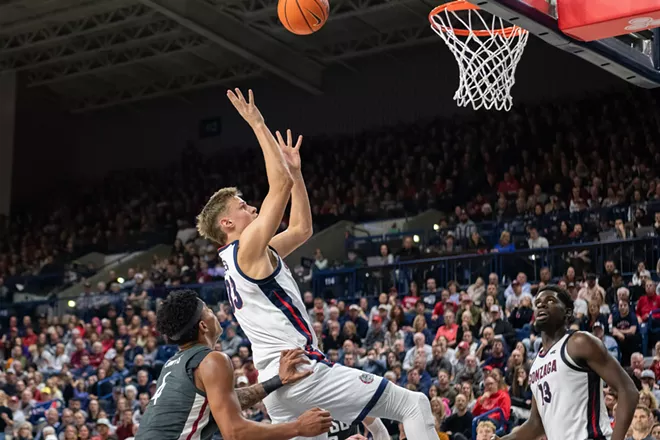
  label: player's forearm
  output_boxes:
[235,383,267,410]
[499,419,543,440]
[251,122,291,185]
[287,173,312,237]
[226,418,300,440]
[611,385,639,440]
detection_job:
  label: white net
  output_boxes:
[429,2,529,111]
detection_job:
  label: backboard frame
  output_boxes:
[474,0,660,88]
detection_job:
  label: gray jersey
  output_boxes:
[136,345,218,440]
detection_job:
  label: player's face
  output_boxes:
[223,197,258,234]
[201,304,223,341]
[534,290,566,332]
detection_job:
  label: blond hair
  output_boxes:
[196,187,240,245]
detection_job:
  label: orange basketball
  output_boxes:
[278,0,330,35]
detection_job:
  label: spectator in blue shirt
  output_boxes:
[492,231,515,253]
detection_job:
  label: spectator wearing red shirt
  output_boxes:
[69,338,88,369]
[497,172,520,195]
[116,409,135,440]
[22,326,38,348]
[402,281,422,311]
[473,374,511,422]
[435,310,459,348]
[635,280,660,323]
[89,342,105,368]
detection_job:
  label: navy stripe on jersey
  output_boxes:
[560,332,590,373]
[232,242,282,284]
[354,378,389,424]
[259,279,330,364]
[586,373,606,440]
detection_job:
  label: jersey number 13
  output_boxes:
[537,381,552,404]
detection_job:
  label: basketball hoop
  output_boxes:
[429,0,529,111]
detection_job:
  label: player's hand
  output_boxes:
[227,88,264,127]
[275,129,303,173]
[490,435,501,440]
[347,435,368,440]
[278,349,312,385]
[296,408,332,437]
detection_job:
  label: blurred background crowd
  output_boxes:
[1,88,660,440]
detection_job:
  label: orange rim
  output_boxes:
[428,0,527,38]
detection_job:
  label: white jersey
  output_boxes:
[218,240,327,372]
[529,332,612,440]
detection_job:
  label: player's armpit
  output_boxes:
[234,384,267,410]
[498,396,544,440]
[567,332,638,440]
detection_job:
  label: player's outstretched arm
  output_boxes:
[496,396,544,440]
[199,351,332,440]
[269,129,313,258]
[227,88,293,269]
[568,331,638,440]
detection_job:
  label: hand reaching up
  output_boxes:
[227,88,265,128]
[275,129,303,173]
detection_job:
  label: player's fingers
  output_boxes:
[248,89,254,105]
[287,348,305,357]
[280,349,290,358]
[235,88,246,103]
[275,130,285,147]
[287,129,292,147]
[294,135,303,151]
[289,357,311,367]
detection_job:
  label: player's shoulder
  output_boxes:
[199,350,231,371]
[565,330,605,359]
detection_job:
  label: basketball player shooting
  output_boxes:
[135,290,333,440]
[495,285,638,440]
[196,88,438,440]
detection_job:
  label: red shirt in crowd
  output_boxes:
[22,332,38,348]
[435,323,459,345]
[402,295,420,310]
[636,293,660,322]
[472,389,511,421]
[69,350,88,369]
[89,352,104,368]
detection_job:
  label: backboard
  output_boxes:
[474,0,660,88]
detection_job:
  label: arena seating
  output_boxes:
[3,88,660,440]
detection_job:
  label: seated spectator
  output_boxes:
[508,296,533,330]
[402,281,422,311]
[581,301,609,333]
[483,338,508,371]
[403,333,432,369]
[430,396,449,438]
[343,304,369,339]
[441,393,473,439]
[505,281,532,316]
[593,322,620,361]
[611,300,639,366]
[434,369,457,407]
[492,231,515,253]
[472,373,511,422]
[636,280,660,324]
[435,311,459,348]
[509,366,532,413]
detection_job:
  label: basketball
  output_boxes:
[278,0,330,35]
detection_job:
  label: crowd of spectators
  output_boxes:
[3,82,660,440]
[3,88,660,295]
